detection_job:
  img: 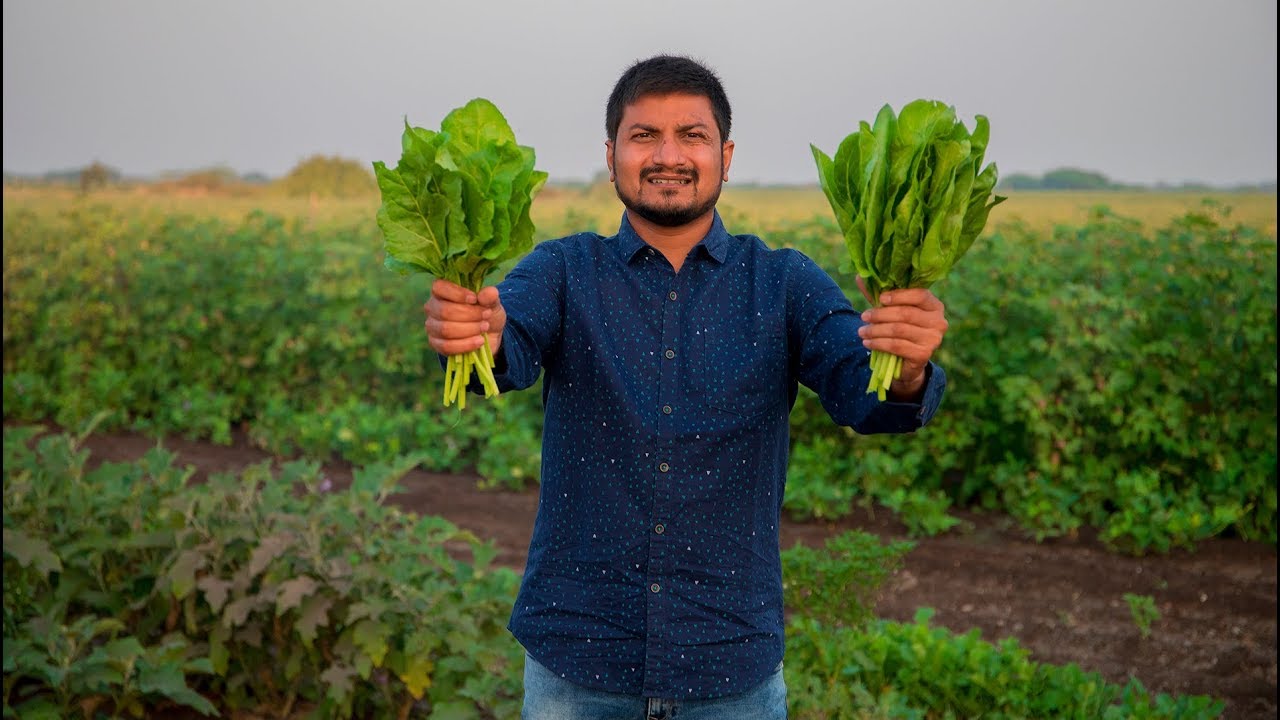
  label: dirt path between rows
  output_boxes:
[81,431,1277,718]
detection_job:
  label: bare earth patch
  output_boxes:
[81,431,1277,719]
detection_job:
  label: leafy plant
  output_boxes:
[3,424,524,719]
[1124,593,1162,639]
[373,98,548,407]
[812,99,1005,398]
[780,531,914,628]
[786,609,1223,718]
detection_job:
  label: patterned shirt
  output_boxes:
[487,211,945,699]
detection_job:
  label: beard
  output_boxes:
[615,165,723,228]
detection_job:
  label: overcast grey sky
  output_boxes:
[3,0,1276,186]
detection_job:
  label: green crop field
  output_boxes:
[2,183,1273,718]
[3,183,1275,546]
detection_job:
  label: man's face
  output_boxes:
[606,93,735,228]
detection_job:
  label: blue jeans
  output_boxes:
[521,653,787,720]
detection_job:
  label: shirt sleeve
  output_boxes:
[486,239,567,392]
[786,251,945,434]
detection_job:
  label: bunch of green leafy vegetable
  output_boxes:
[811,100,1005,400]
[373,98,548,408]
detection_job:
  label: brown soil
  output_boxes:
[80,430,1277,719]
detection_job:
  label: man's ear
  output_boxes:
[721,139,735,182]
[605,140,615,182]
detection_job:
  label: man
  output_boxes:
[425,55,948,719]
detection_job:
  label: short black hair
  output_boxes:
[605,55,732,143]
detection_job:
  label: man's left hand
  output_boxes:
[855,277,948,401]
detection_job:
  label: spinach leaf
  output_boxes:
[373,98,547,292]
[372,98,548,407]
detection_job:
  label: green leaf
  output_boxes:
[102,637,146,665]
[12,698,62,720]
[208,624,230,676]
[352,618,390,667]
[321,663,355,703]
[810,99,1003,294]
[2,528,62,578]
[91,618,127,638]
[2,636,26,672]
[296,593,334,646]
[275,575,319,615]
[167,548,207,599]
[440,98,518,156]
[373,164,446,276]
[74,659,126,691]
[428,700,482,720]
[397,654,435,700]
[375,98,546,294]
[248,533,292,579]
[137,661,217,716]
[197,576,233,614]
[222,595,264,628]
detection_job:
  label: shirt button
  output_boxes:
[654,523,665,534]
[664,349,675,359]
[662,404,673,415]
[658,462,670,473]
[668,291,678,301]
[650,583,661,593]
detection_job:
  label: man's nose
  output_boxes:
[651,137,685,166]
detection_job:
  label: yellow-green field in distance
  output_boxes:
[541,184,1278,237]
[3,184,1275,239]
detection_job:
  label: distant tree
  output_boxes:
[1000,173,1043,190]
[172,166,240,192]
[1040,168,1114,190]
[277,155,375,199]
[79,161,113,193]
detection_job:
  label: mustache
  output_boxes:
[640,167,698,182]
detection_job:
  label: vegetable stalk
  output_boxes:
[443,334,498,407]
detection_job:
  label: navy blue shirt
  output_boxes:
[488,211,944,699]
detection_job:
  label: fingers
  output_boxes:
[426,296,492,322]
[427,331,488,355]
[860,290,946,327]
[425,281,504,357]
[866,288,944,314]
[431,279,478,305]
[860,339,934,369]
[860,304,949,335]
[858,323,943,362]
[476,285,501,308]
[425,317,490,340]
[858,289,947,365]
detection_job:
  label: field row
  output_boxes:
[2,195,1277,551]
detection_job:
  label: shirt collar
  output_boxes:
[616,210,731,265]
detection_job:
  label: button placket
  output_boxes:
[648,273,681,660]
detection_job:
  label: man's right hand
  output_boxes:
[424,280,506,357]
